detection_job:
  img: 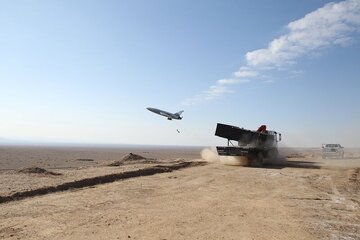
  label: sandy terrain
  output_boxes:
[0,146,359,239]
[0,146,202,170]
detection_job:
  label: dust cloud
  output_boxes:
[200,147,219,163]
[201,148,248,166]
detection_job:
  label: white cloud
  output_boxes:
[217,78,250,85]
[182,85,233,105]
[183,0,360,105]
[246,0,360,67]
[233,70,258,78]
[204,85,233,96]
[263,79,274,84]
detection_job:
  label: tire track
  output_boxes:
[0,161,206,204]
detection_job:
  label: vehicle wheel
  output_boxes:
[264,149,281,165]
[267,149,278,159]
[250,152,264,167]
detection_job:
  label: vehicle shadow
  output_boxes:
[260,158,322,169]
[282,160,322,169]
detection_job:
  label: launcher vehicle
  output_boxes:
[215,123,282,167]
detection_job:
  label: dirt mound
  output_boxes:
[18,167,62,176]
[108,153,151,166]
[122,153,146,161]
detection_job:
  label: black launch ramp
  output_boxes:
[215,123,267,143]
[215,123,254,156]
[216,146,249,156]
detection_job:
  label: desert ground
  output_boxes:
[0,146,359,240]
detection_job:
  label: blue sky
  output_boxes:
[1,0,360,147]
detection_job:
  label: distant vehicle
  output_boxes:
[322,144,344,159]
[146,107,184,120]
